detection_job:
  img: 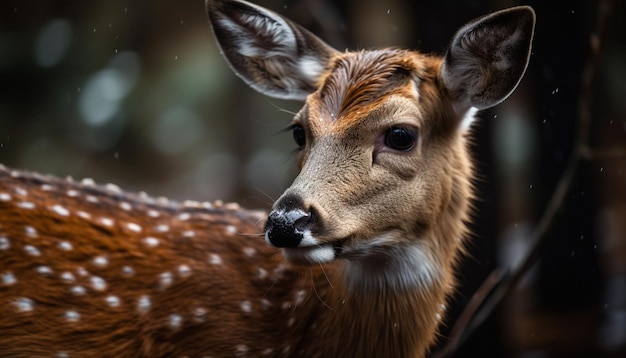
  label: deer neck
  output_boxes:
[292,240,450,358]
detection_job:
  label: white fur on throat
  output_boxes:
[343,240,442,292]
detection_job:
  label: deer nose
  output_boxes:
[264,193,314,248]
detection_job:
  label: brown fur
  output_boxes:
[0,158,459,357]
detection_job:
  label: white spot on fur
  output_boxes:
[25,226,37,237]
[226,225,237,235]
[66,189,79,197]
[295,290,306,305]
[14,297,34,312]
[240,300,252,313]
[156,224,169,232]
[65,310,80,322]
[61,272,75,282]
[93,256,108,267]
[56,351,69,358]
[122,266,135,276]
[137,295,151,314]
[177,213,191,221]
[106,295,121,307]
[235,344,249,357]
[147,209,160,218]
[119,202,132,211]
[58,241,73,251]
[127,222,142,232]
[86,195,99,203]
[0,193,11,201]
[41,184,54,191]
[2,272,16,285]
[209,253,222,265]
[261,299,271,310]
[77,210,91,220]
[100,217,114,227]
[24,245,41,256]
[168,314,182,329]
[159,272,173,289]
[257,268,268,279]
[14,187,27,196]
[71,286,86,295]
[0,237,10,250]
[36,266,53,276]
[81,178,95,186]
[243,247,255,257]
[143,237,160,248]
[51,204,70,216]
[261,348,273,355]
[105,183,121,193]
[76,267,89,277]
[177,264,192,278]
[272,262,288,280]
[192,307,207,323]
[183,230,195,237]
[17,201,35,209]
[91,276,107,291]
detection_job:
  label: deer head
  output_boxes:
[208,0,534,289]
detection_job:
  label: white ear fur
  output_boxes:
[441,6,535,115]
[206,0,338,101]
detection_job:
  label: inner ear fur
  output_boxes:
[441,6,536,113]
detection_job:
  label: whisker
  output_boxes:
[319,263,334,289]
[312,270,333,311]
[236,232,265,237]
[268,102,298,116]
[262,275,279,299]
[253,186,276,205]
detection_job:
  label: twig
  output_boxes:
[580,146,626,161]
[432,1,615,356]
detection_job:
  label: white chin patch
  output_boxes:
[283,245,335,265]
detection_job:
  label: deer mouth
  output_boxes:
[282,238,346,265]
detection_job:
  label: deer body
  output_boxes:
[0,166,446,357]
[0,1,534,357]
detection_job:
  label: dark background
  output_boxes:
[1,0,624,356]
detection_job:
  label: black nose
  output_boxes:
[264,193,313,248]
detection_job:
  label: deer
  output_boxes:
[0,0,535,357]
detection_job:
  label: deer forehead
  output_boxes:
[301,50,441,134]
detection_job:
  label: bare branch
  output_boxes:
[580,146,626,160]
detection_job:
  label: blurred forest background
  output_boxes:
[1,0,625,357]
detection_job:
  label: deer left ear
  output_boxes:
[441,6,535,114]
[206,0,339,101]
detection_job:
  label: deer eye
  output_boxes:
[292,125,306,148]
[384,126,417,151]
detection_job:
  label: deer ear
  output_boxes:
[441,6,535,114]
[206,0,339,101]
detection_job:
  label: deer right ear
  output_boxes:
[441,6,535,115]
[206,0,339,101]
